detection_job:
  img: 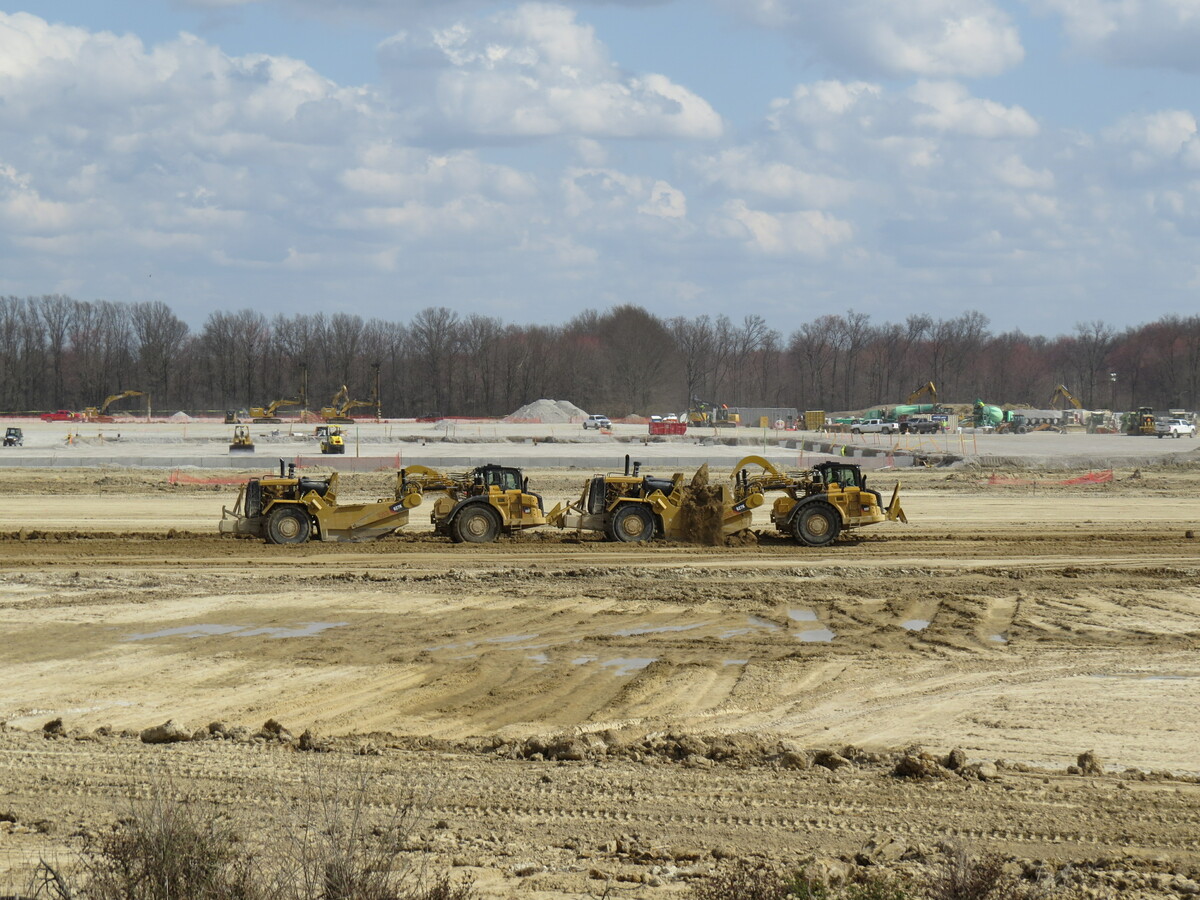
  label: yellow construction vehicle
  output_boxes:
[218,461,409,543]
[730,455,905,547]
[398,464,547,542]
[1127,407,1156,436]
[229,425,254,454]
[906,381,937,405]
[1049,384,1083,410]
[83,390,149,423]
[315,424,345,454]
[320,384,380,424]
[547,456,762,543]
[686,398,739,428]
[249,398,302,424]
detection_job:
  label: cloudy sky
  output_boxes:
[4,1,1200,333]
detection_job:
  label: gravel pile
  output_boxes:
[505,399,589,423]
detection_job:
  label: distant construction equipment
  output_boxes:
[82,390,149,423]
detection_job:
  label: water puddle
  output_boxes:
[988,633,1008,644]
[798,629,836,643]
[127,623,347,641]
[486,633,539,644]
[571,656,595,665]
[901,619,931,631]
[723,659,749,666]
[599,657,657,676]
[790,609,835,643]
[719,616,781,639]
[613,623,707,637]
[527,652,550,665]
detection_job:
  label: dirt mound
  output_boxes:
[504,399,588,423]
[678,465,725,545]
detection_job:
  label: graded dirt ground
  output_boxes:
[1,464,1199,898]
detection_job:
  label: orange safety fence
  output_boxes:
[986,469,1113,487]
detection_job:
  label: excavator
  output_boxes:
[906,381,937,405]
[320,385,380,424]
[82,390,149,423]
[1049,384,1083,410]
[249,398,302,424]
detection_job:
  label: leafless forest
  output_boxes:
[2,295,1197,416]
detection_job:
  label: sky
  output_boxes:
[4,1,1200,335]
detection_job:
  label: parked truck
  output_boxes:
[850,419,899,435]
[1156,418,1196,439]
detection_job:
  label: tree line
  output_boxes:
[2,295,1198,417]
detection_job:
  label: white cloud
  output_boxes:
[717,0,1023,78]
[561,167,690,227]
[716,200,853,256]
[694,149,856,207]
[1103,109,1198,169]
[379,3,722,141]
[909,80,1039,139]
[1033,0,1200,72]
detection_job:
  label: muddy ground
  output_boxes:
[1,464,1199,898]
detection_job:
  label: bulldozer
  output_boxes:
[219,461,409,544]
[398,464,547,543]
[249,398,302,424]
[730,455,905,547]
[686,398,739,428]
[229,425,254,454]
[315,424,345,454]
[83,390,149,423]
[547,456,762,543]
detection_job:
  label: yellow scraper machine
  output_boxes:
[218,456,906,547]
[219,461,410,544]
[729,455,905,546]
[545,455,762,543]
[398,463,548,543]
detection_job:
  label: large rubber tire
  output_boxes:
[851,428,862,435]
[792,503,841,547]
[265,506,311,544]
[607,504,655,542]
[452,504,501,544]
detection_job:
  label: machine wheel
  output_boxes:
[850,428,862,435]
[452,504,501,544]
[607,504,655,542]
[265,506,312,544]
[792,503,841,547]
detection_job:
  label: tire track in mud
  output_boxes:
[5,736,1200,861]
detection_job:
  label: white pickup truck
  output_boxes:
[1156,418,1196,438]
[851,418,900,435]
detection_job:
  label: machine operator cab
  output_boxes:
[813,462,865,491]
[473,464,524,493]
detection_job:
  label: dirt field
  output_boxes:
[2,463,1200,898]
